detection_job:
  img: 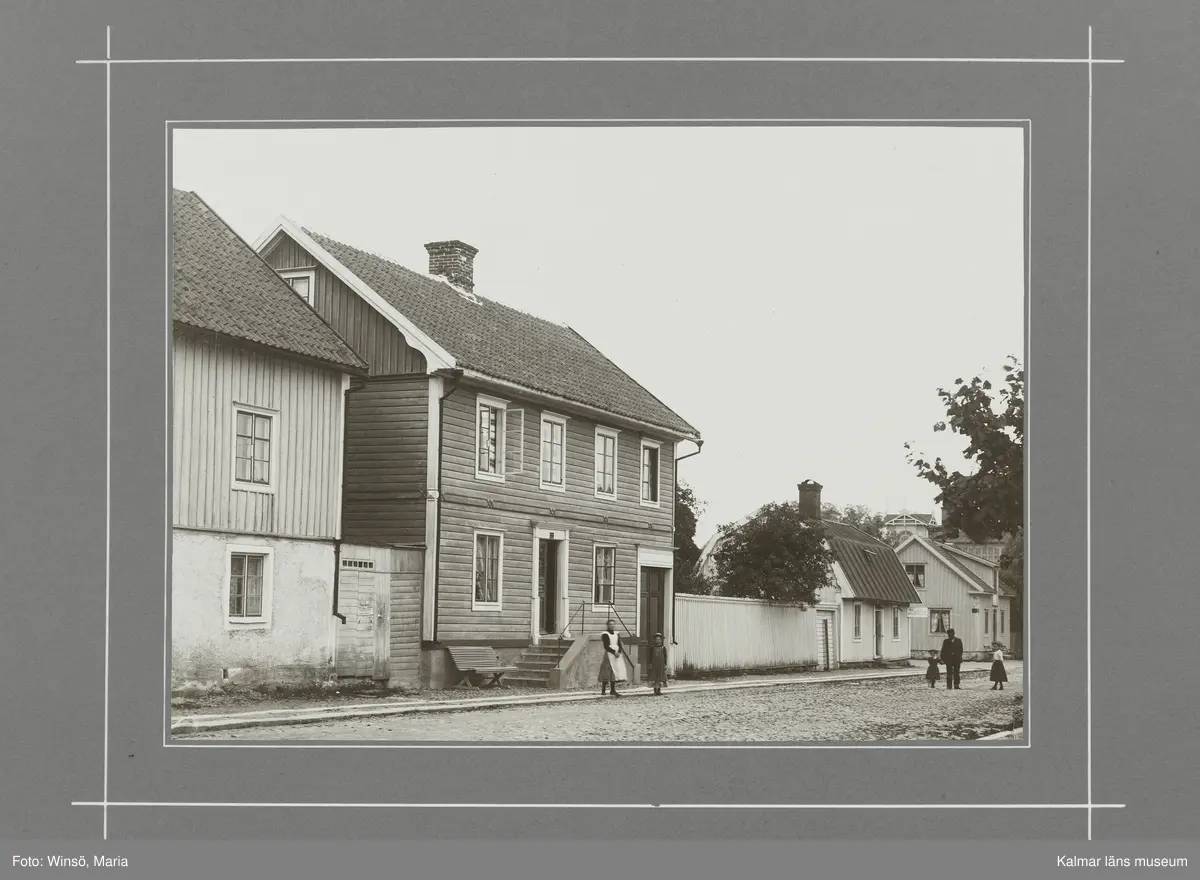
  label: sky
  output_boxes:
[173,126,1024,541]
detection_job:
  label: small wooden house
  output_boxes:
[170,191,368,687]
[894,533,1016,660]
[253,219,701,688]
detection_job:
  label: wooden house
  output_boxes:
[253,219,701,688]
[170,191,369,687]
[894,533,1016,660]
[880,511,939,542]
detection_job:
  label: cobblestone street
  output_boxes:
[181,666,1022,742]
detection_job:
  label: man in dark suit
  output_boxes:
[940,628,964,690]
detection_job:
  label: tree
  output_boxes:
[673,481,711,594]
[712,502,835,605]
[905,356,1024,543]
[999,529,1024,630]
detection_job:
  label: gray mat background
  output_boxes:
[1,0,1196,848]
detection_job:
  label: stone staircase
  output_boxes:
[504,640,573,689]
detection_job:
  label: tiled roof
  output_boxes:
[173,192,366,372]
[824,521,923,605]
[304,230,699,438]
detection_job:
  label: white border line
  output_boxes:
[72,801,1123,810]
[80,55,1124,65]
[103,24,111,844]
[164,117,1032,754]
[1086,24,1094,843]
[82,29,1110,839]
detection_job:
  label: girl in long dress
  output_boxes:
[598,620,626,697]
[989,648,1009,690]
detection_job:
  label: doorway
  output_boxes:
[639,567,667,679]
[874,607,884,659]
[538,538,561,635]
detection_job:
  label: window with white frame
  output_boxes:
[233,406,273,490]
[540,414,567,490]
[892,606,900,639]
[594,428,618,498]
[280,269,315,306]
[853,602,862,640]
[640,440,661,505]
[472,532,503,608]
[593,545,616,606]
[475,396,507,481]
[985,609,990,634]
[904,563,926,589]
[1000,610,1005,634]
[226,545,272,626]
[930,608,952,635]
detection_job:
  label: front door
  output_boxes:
[538,539,560,634]
[638,568,667,678]
[874,607,884,659]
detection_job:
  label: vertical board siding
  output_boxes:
[436,382,676,642]
[674,594,821,672]
[172,329,345,538]
[335,545,423,683]
[341,376,429,545]
[265,235,426,375]
[898,542,991,653]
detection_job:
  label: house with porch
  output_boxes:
[894,533,1016,660]
[170,190,369,687]
[880,511,939,542]
[252,218,701,689]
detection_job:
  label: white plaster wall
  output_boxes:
[171,529,335,682]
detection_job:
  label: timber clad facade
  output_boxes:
[341,375,430,546]
[263,235,427,375]
[435,380,676,644]
[171,190,368,688]
[252,218,700,687]
[172,328,347,539]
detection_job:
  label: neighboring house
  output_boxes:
[253,219,701,688]
[692,481,922,669]
[171,191,368,687]
[941,531,1010,565]
[894,533,1016,660]
[881,512,938,542]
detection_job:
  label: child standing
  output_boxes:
[648,633,668,696]
[925,651,941,688]
[989,648,1009,690]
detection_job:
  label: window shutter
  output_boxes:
[506,409,525,473]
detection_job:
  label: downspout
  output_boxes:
[331,378,354,625]
[671,438,704,645]
[431,369,465,643]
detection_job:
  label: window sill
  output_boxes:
[594,490,618,501]
[474,472,506,484]
[639,500,662,509]
[539,482,567,494]
[232,482,275,495]
[226,619,270,631]
[472,603,502,612]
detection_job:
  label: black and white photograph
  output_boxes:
[168,126,1026,743]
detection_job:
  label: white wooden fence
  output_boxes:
[674,593,822,673]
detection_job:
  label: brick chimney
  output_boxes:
[797,480,823,521]
[425,240,479,293]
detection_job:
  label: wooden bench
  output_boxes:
[446,646,518,689]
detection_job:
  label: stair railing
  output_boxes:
[557,601,588,650]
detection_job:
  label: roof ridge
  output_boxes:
[306,228,584,326]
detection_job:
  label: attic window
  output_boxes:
[280,269,316,306]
